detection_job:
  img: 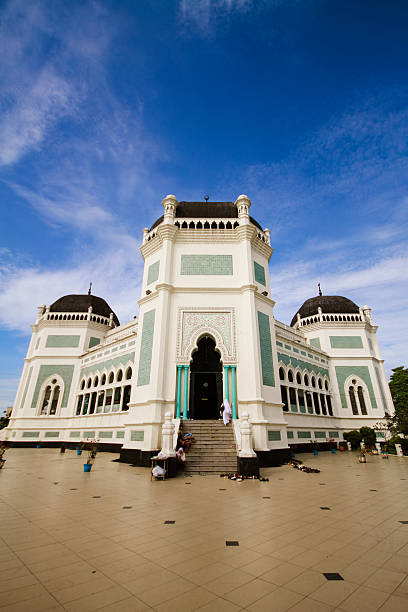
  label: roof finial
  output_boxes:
[204,195,209,201]
[88,282,92,295]
[318,282,322,296]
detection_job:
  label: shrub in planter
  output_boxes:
[343,430,362,450]
[359,426,376,450]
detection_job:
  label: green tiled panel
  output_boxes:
[308,353,313,359]
[89,337,101,348]
[98,431,113,438]
[310,337,321,349]
[147,261,160,285]
[137,309,155,386]
[330,336,363,349]
[20,366,33,408]
[45,431,60,438]
[116,431,125,438]
[46,335,80,348]
[287,431,294,439]
[276,341,283,347]
[181,254,233,275]
[301,351,306,356]
[80,352,135,378]
[293,348,299,353]
[254,261,266,285]
[278,353,329,377]
[329,431,339,438]
[131,430,144,441]
[284,344,291,350]
[374,366,387,408]
[32,365,74,408]
[314,431,326,439]
[22,431,39,438]
[335,366,377,409]
[69,431,80,438]
[298,431,311,439]
[83,431,95,438]
[268,430,281,441]
[257,311,275,387]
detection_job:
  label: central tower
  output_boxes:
[122,195,285,457]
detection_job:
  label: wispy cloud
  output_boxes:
[177,0,267,35]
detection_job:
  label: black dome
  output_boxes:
[49,294,120,326]
[149,201,263,232]
[290,295,359,326]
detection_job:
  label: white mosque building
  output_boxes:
[3,195,394,470]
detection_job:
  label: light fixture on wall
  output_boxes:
[262,291,268,296]
[146,290,151,295]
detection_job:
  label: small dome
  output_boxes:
[49,294,120,326]
[149,201,263,232]
[290,295,359,326]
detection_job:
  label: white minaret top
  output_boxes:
[161,194,178,222]
[235,194,252,222]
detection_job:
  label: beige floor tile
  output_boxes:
[339,585,390,612]
[155,586,218,612]
[0,573,39,592]
[290,549,328,569]
[224,577,277,607]
[196,597,243,612]
[393,575,408,599]
[239,556,287,577]
[64,585,131,612]
[246,585,304,612]
[379,594,408,611]
[188,562,235,586]
[261,562,305,586]
[51,574,115,604]
[310,580,357,606]
[204,569,255,596]
[285,569,327,596]
[363,567,406,593]
[287,597,334,612]
[137,576,196,607]
[0,583,51,607]
[340,560,378,584]
[96,595,152,612]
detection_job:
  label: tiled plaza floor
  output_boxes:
[0,449,407,612]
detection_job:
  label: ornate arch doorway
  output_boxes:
[189,336,223,419]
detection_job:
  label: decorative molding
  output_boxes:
[177,307,236,363]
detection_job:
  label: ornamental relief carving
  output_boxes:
[177,308,236,363]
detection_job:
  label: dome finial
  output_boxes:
[88,282,92,295]
[318,282,322,296]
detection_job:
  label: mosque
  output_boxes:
[3,195,394,470]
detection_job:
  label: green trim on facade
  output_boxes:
[298,431,311,438]
[131,430,144,441]
[268,430,281,441]
[330,336,363,349]
[277,352,329,377]
[69,431,80,438]
[254,261,266,285]
[137,309,155,386]
[310,337,321,349]
[21,366,33,409]
[181,254,233,275]
[82,431,95,438]
[80,352,135,378]
[98,431,113,438]
[116,431,125,438]
[257,311,275,387]
[276,341,283,347]
[335,365,377,409]
[46,335,80,348]
[314,431,326,438]
[31,365,74,408]
[88,337,101,348]
[287,431,294,439]
[147,261,160,285]
[374,365,387,409]
[45,431,60,437]
[22,432,40,438]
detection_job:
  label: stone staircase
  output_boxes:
[181,420,238,474]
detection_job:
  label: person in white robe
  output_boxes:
[221,398,232,425]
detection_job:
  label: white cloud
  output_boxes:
[177,0,266,35]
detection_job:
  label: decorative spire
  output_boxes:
[88,282,92,295]
[318,282,322,296]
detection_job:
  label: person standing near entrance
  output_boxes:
[221,398,232,425]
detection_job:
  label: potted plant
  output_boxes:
[0,442,6,469]
[77,441,84,456]
[359,447,367,463]
[84,441,97,472]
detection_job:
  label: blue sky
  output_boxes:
[0,0,407,413]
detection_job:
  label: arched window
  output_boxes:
[288,370,294,383]
[117,369,123,382]
[349,386,359,415]
[279,367,285,381]
[87,377,92,388]
[93,376,99,387]
[296,372,302,385]
[298,389,306,412]
[38,377,64,416]
[313,391,320,415]
[311,376,316,388]
[305,391,313,414]
[108,372,114,384]
[326,395,333,416]
[318,378,322,389]
[125,367,132,380]
[196,221,202,229]
[304,374,309,386]
[281,386,288,411]
[289,387,297,411]
[320,393,327,415]
[357,386,367,415]
[101,374,106,385]
[122,385,131,411]
[324,380,329,391]
[80,379,85,390]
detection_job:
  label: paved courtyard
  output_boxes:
[0,449,407,612]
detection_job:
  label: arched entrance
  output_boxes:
[189,336,223,419]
